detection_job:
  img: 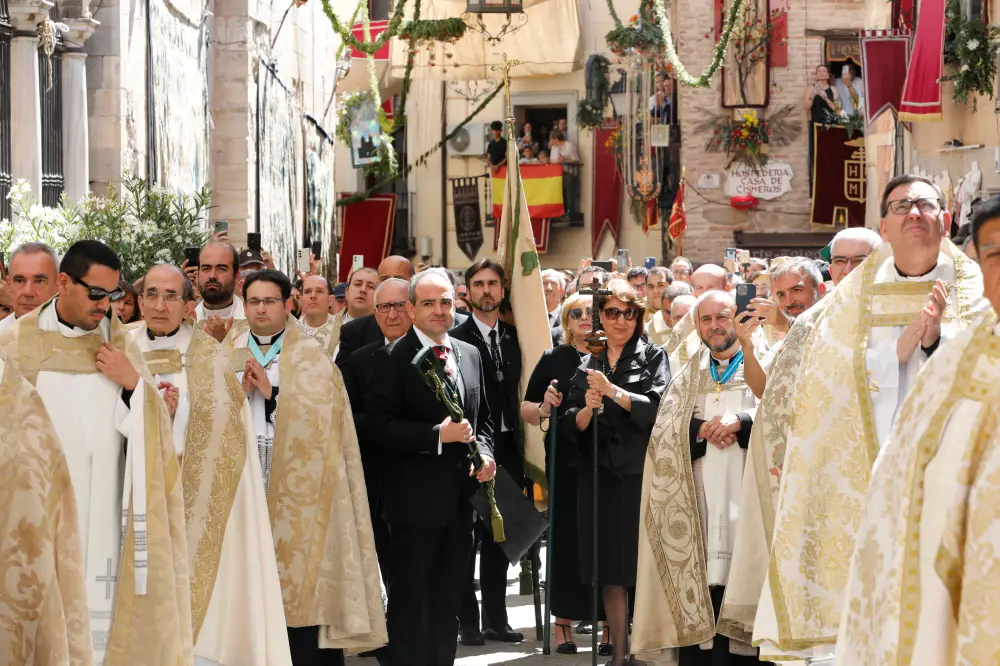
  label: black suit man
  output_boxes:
[338,309,468,371]
[366,268,496,666]
[451,259,525,644]
[342,277,413,588]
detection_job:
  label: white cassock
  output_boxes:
[233,330,284,493]
[0,312,14,333]
[130,323,292,666]
[31,303,138,663]
[195,297,246,321]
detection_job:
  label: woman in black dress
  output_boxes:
[563,279,670,666]
[522,292,606,654]
[805,64,840,188]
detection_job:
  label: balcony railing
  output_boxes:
[483,162,584,228]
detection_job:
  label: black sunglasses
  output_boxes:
[567,307,593,320]
[72,275,126,302]
[602,306,639,322]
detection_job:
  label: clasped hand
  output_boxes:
[242,358,273,399]
[897,280,947,364]
[157,381,179,419]
[698,414,741,449]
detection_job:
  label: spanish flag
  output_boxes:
[496,138,552,486]
[491,164,565,220]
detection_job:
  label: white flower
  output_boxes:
[967,38,980,50]
[154,248,172,262]
[961,64,971,73]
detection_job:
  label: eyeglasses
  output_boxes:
[886,197,941,215]
[143,290,183,304]
[247,297,285,308]
[72,275,126,302]
[567,307,593,320]
[375,301,407,314]
[602,306,639,322]
[830,254,869,268]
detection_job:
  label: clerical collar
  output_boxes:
[203,300,236,318]
[251,328,285,346]
[300,314,331,332]
[147,325,182,340]
[893,262,938,280]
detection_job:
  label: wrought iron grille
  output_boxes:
[0,0,12,221]
[38,48,64,207]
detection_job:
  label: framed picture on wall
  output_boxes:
[350,99,382,168]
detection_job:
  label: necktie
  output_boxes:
[433,345,459,395]
[488,330,504,382]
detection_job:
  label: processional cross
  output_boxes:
[580,276,611,368]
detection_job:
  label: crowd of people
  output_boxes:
[2,170,1000,666]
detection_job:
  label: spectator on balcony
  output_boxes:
[538,125,550,151]
[517,122,540,155]
[486,120,507,176]
[549,131,580,164]
[538,150,550,165]
[520,145,540,165]
[649,72,674,123]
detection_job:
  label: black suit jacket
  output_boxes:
[365,326,493,529]
[343,338,386,512]
[450,316,523,478]
[337,311,469,371]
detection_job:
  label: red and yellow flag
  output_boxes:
[491,164,565,220]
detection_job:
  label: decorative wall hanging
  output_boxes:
[695,105,800,172]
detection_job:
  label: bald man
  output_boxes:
[378,255,416,282]
[691,264,730,297]
[299,274,339,356]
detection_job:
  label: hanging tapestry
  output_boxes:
[258,67,299,277]
[592,124,623,256]
[306,129,335,261]
[150,0,210,196]
[453,178,484,261]
[721,0,770,107]
[810,125,866,227]
[338,194,396,283]
[860,29,911,125]
[898,0,945,121]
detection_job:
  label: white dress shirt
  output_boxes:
[472,314,510,432]
[412,326,463,455]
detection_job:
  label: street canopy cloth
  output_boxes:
[388,0,582,80]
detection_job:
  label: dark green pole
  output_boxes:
[542,404,557,655]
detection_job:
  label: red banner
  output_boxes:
[769,0,789,67]
[592,124,623,257]
[349,20,391,60]
[338,193,396,282]
[898,0,944,121]
[861,29,911,125]
[810,126,866,228]
[492,218,551,254]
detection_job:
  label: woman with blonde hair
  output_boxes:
[522,292,606,653]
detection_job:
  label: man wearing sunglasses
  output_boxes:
[754,175,990,663]
[227,269,386,664]
[0,239,193,662]
[129,263,293,665]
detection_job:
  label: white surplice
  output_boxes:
[233,330,283,494]
[32,302,134,664]
[130,323,292,666]
[195,297,246,321]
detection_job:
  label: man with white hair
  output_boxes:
[826,226,883,284]
[633,289,768,663]
[542,269,566,326]
[745,257,826,346]
[648,281,692,346]
[0,241,59,332]
[669,293,695,328]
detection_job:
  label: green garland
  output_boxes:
[606,16,663,55]
[577,100,605,131]
[398,18,467,44]
[603,0,743,89]
[338,83,503,207]
[320,0,407,56]
[392,0,420,132]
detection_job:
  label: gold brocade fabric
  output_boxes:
[839,311,1000,665]
[661,309,694,355]
[169,325,248,644]
[143,350,184,376]
[244,318,386,647]
[717,301,829,641]
[632,346,716,653]
[0,357,92,666]
[0,302,195,666]
[302,314,342,356]
[647,311,671,347]
[760,240,986,652]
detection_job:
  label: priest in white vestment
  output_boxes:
[836,194,1000,666]
[0,240,192,665]
[718,226,882,643]
[632,291,771,665]
[753,176,988,661]
[648,282,693,347]
[298,274,339,356]
[131,264,292,666]
[230,269,386,664]
[0,353,92,666]
[0,241,59,334]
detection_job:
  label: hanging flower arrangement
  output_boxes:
[694,105,801,172]
[398,18,466,45]
[942,0,1000,111]
[606,11,664,56]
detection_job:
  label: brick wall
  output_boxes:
[674,0,866,263]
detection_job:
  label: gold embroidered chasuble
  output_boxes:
[129,322,292,665]
[299,313,341,356]
[631,345,763,659]
[0,302,193,666]
[752,240,987,658]
[661,309,694,354]
[0,356,92,666]
[230,318,387,649]
[717,301,829,642]
[647,310,672,347]
[836,311,1000,665]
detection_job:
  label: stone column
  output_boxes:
[8,0,53,199]
[61,18,99,203]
